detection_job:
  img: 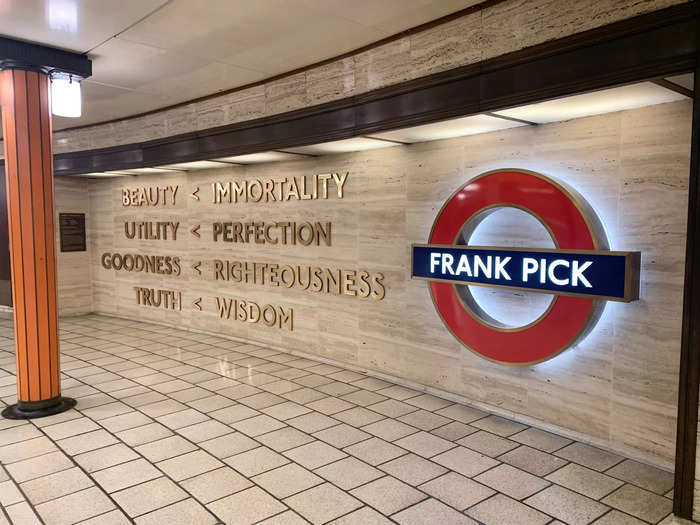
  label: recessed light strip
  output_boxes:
[484,112,538,126]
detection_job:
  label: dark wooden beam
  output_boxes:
[0,36,91,78]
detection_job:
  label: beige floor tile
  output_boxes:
[136,498,218,525]
[351,476,426,515]
[254,463,323,499]
[157,450,223,481]
[431,421,479,441]
[593,509,649,524]
[156,408,208,430]
[349,377,393,391]
[199,432,258,459]
[546,463,624,499]
[340,389,388,407]
[432,446,499,477]
[601,483,674,523]
[419,471,494,510]
[379,453,447,485]
[284,440,347,469]
[376,385,421,401]
[261,379,302,395]
[81,402,133,421]
[176,419,232,443]
[224,446,289,476]
[436,404,488,424]
[393,431,455,458]
[510,427,573,453]
[139,399,187,417]
[394,498,478,524]
[181,467,252,503]
[79,509,132,525]
[262,401,313,420]
[101,412,153,433]
[121,391,168,408]
[232,414,287,436]
[368,399,419,418]
[314,456,384,490]
[238,392,286,409]
[170,387,212,403]
[499,445,568,476]
[285,483,362,524]
[475,463,550,500]
[316,382,358,397]
[0,479,24,506]
[287,411,340,433]
[42,417,99,440]
[313,423,371,448]
[258,510,310,524]
[258,427,315,452]
[345,437,407,465]
[209,403,260,423]
[6,451,73,483]
[554,442,624,471]
[112,476,187,517]
[93,458,161,492]
[75,443,140,473]
[20,466,93,505]
[471,415,528,437]
[328,506,394,524]
[362,418,418,441]
[305,397,355,415]
[467,493,550,525]
[57,430,119,456]
[208,486,287,525]
[116,422,173,446]
[6,501,42,525]
[398,409,451,431]
[334,407,385,427]
[525,485,609,525]
[0,436,57,463]
[32,410,82,428]
[282,388,327,404]
[35,486,115,525]
[458,430,519,457]
[606,459,675,495]
[135,435,197,462]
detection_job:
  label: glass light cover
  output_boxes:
[51,73,82,118]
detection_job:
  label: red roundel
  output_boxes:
[429,170,600,365]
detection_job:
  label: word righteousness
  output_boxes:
[212,173,348,204]
[214,260,385,300]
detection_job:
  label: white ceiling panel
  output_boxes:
[0,0,168,53]
[493,82,689,124]
[369,114,527,143]
[283,137,398,155]
[215,152,303,164]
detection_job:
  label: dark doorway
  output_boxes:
[0,172,11,307]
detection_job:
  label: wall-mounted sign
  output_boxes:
[59,213,86,252]
[412,169,640,365]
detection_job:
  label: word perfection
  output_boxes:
[412,245,640,301]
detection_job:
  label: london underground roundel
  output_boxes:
[411,169,640,365]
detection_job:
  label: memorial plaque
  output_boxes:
[59,213,86,252]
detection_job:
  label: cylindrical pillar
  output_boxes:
[0,67,75,418]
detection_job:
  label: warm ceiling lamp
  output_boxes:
[50,72,82,117]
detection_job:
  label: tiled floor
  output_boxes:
[0,313,680,524]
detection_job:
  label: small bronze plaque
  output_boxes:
[59,213,86,252]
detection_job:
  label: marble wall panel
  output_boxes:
[75,100,692,467]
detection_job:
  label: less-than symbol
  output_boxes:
[190,187,200,200]
[192,261,201,275]
[191,225,200,238]
[192,298,202,311]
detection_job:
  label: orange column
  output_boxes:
[0,67,75,418]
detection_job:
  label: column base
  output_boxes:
[2,397,77,420]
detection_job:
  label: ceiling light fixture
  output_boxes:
[50,71,82,118]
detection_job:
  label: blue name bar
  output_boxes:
[411,245,640,302]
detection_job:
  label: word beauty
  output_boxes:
[412,245,639,301]
[212,173,348,204]
[417,169,641,365]
[122,186,178,206]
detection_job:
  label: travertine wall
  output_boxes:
[0,0,684,158]
[79,100,692,467]
[55,178,92,315]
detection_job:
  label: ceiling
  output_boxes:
[0,0,478,131]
